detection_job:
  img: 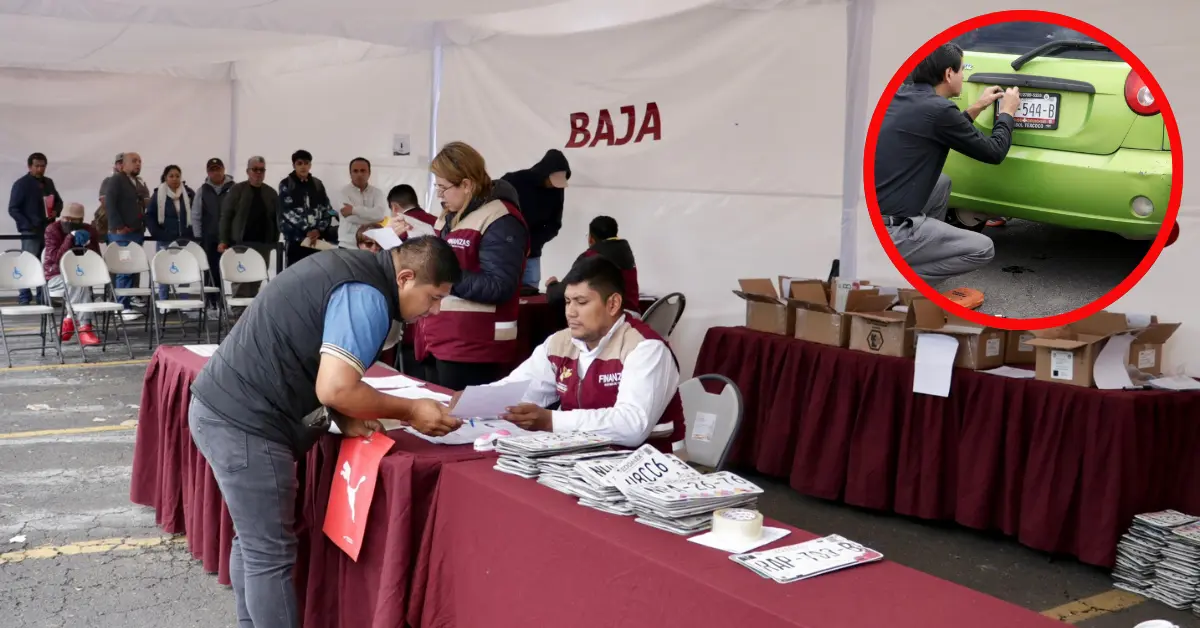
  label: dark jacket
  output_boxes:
[278,173,333,243]
[193,175,235,243]
[547,237,640,313]
[42,220,101,280]
[441,179,529,306]
[146,186,196,243]
[8,173,62,232]
[104,174,145,234]
[500,149,570,258]
[221,181,280,246]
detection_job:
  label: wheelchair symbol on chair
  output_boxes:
[11,267,22,279]
[236,261,246,273]
[169,262,180,274]
[75,265,85,276]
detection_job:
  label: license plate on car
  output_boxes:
[999,91,1060,130]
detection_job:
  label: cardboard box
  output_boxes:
[732,278,798,336]
[848,309,914,358]
[1005,331,1037,365]
[790,280,897,348]
[1125,321,1180,376]
[1024,312,1135,387]
[908,299,1006,370]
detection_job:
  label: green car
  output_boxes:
[941,22,1173,241]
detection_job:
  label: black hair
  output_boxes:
[395,235,462,286]
[388,184,420,208]
[27,153,47,167]
[350,157,371,170]
[291,149,313,164]
[562,255,625,305]
[588,215,618,240]
[910,43,964,86]
[160,164,181,183]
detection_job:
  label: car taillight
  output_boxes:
[1125,70,1160,116]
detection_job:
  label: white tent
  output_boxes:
[0,0,1195,377]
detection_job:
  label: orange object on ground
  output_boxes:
[942,287,984,310]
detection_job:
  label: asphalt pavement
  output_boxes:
[931,219,1153,320]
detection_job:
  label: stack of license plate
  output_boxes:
[731,534,883,583]
[1112,510,1199,598]
[493,433,613,479]
[625,471,763,536]
[1147,521,1200,610]
[534,450,628,497]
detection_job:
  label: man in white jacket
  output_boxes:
[336,157,388,249]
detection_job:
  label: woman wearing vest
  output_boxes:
[491,256,686,454]
[414,141,530,390]
[145,164,196,301]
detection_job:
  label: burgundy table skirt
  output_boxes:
[693,326,1200,568]
[408,459,1062,628]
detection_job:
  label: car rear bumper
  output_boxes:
[944,146,1171,238]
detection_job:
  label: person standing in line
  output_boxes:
[414,141,529,390]
[146,165,196,301]
[189,235,463,628]
[105,151,147,320]
[194,157,236,309]
[219,156,279,298]
[278,149,333,268]
[335,157,388,249]
[7,152,62,305]
[500,149,570,290]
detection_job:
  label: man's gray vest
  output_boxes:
[190,248,400,454]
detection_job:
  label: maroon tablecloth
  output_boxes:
[693,326,1200,568]
[297,432,488,628]
[408,458,1062,628]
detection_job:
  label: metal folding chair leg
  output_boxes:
[0,313,10,368]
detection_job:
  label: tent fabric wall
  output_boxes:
[436,1,849,376]
[0,68,231,233]
[232,50,433,210]
[852,0,1199,376]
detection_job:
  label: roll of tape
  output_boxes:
[712,508,763,541]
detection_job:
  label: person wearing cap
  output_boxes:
[42,203,102,346]
[500,149,571,291]
[192,157,236,306]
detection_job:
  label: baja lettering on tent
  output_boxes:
[566,102,662,148]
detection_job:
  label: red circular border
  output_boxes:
[862,9,1184,331]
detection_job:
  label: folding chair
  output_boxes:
[218,246,268,326]
[0,250,64,367]
[679,374,744,472]
[60,248,134,361]
[102,241,152,333]
[173,240,224,334]
[150,247,210,348]
[641,292,686,339]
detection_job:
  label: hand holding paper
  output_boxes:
[449,380,531,419]
[364,227,403,250]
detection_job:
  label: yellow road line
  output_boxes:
[0,423,137,440]
[2,358,148,372]
[1040,589,1146,624]
[0,535,186,564]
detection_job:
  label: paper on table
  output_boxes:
[328,418,408,434]
[449,380,531,419]
[1149,375,1200,391]
[384,387,453,404]
[364,227,403,250]
[184,344,219,357]
[689,526,791,554]
[913,333,958,397]
[362,373,424,389]
[404,419,531,446]
[1094,333,1136,390]
[981,366,1035,379]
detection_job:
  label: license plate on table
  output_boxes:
[998,91,1060,130]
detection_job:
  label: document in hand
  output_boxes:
[364,227,403,250]
[449,380,531,419]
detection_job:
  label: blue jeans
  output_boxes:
[108,232,144,309]
[522,256,541,288]
[18,230,44,305]
[189,398,299,628]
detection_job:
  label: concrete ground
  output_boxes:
[931,219,1152,320]
[0,324,1195,627]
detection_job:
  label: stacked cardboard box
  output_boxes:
[1025,312,1180,387]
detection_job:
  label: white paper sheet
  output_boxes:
[184,344,219,357]
[981,366,1035,379]
[1094,333,1137,390]
[384,387,453,404]
[398,219,436,239]
[913,334,959,398]
[301,238,336,251]
[362,374,424,390]
[404,419,531,446]
[1125,313,1153,329]
[689,526,791,554]
[1149,375,1200,391]
[328,418,408,435]
[364,227,403,250]
[449,380,531,419]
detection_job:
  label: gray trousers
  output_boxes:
[188,398,299,628]
[887,174,994,284]
[46,275,94,325]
